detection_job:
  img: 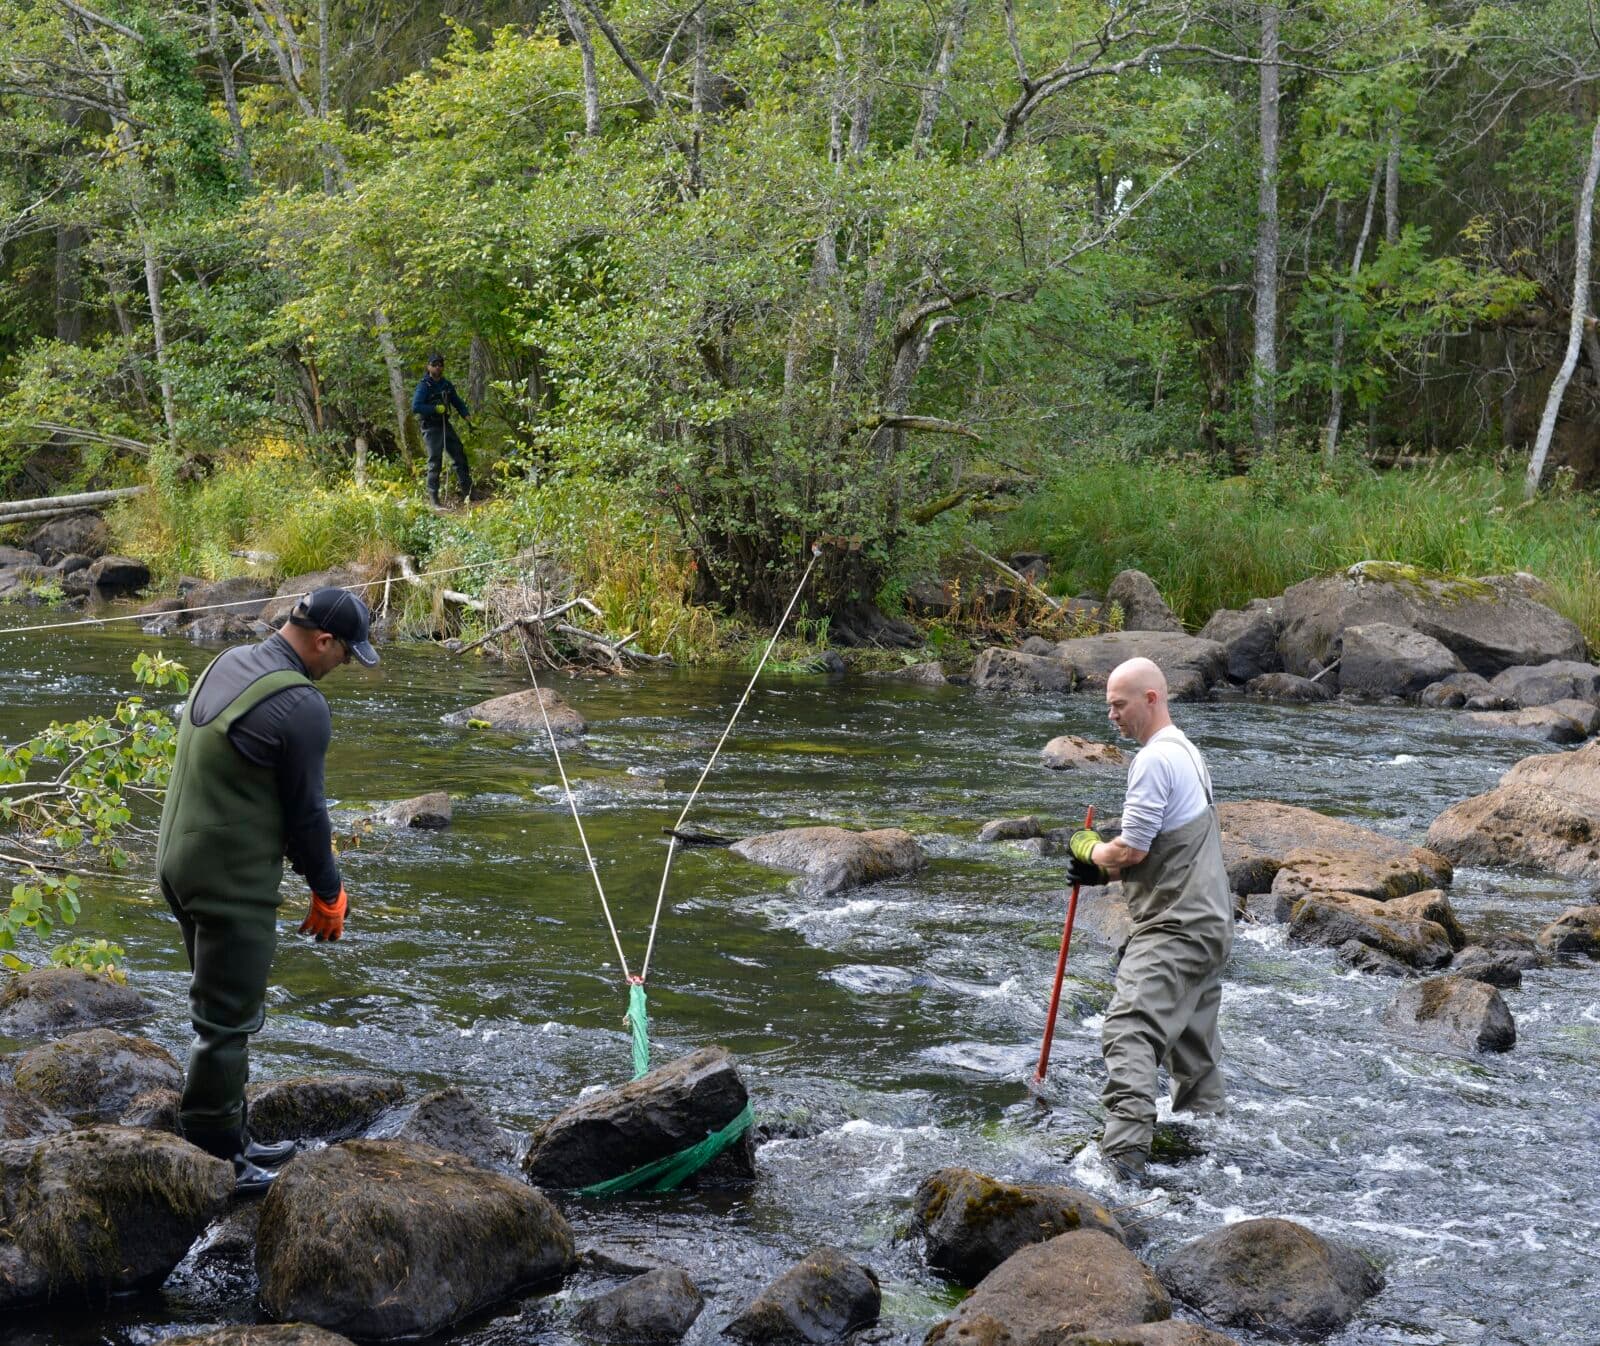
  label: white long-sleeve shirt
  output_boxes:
[1119,726,1214,854]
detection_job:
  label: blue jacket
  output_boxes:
[412,374,470,424]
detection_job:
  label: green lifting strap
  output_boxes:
[628,981,650,1079]
[578,1101,756,1197]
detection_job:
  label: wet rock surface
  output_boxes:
[925,1230,1171,1346]
[372,791,453,829]
[572,1266,705,1343]
[1383,975,1516,1052]
[1040,735,1126,770]
[1245,672,1333,703]
[1287,892,1455,969]
[1487,660,1600,708]
[1157,1217,1383,1342]
[443,687,587,739]
[523,1047,753,1190]
[257,1138,574,1340]
[1467,705,1592,743]
[245,1074,407,1143]
[1054,1327,1243,1346]
[978,817,1042,843]
[0,1083,71,1140]
[0,967,150,1036]
[870,660,948,685]
[724,1245,880,1344]
[730,826,923,897]
[1426,740,1600,879]
[1417,672,1492,708]
[0,1125,232,1307]
[912,1167,1126,1285]
[168,1327,359,1346]
[1451,944,1527,988]
[379,1084,519,1174]
[12,1028,181,1120]
[1535,904,1600,957]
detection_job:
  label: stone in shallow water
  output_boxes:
[730,825,923,897]
[443,687,587,739]
[256,1138,574,1340]
[168,1327,359,1346]
[1536,905,1600,957]
[1383,974,1516,1053]
[12,1028,181,1121]
[0,967,150,1036]
[572,1266,705,1343]
[1040,735,1126,770]
[388,1084,518,1175]
[724,1246,880,1344]
[245,1074,406,1143]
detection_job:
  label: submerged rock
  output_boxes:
[12,1028,181,1121]
[573,1267,705,1343]
[1338,622,1463,698]
[1426,740,1600,880]
[257,1138,573,1340]
[1157,1217,1382,1342]
[1245,672,1333,703]
[1287,892,1454,970]
[1040,735,1127,770]
[1335,940,1416,978]
[1051,632,1228,701]
[1535,905,1600,957]
[724,1246,880,1344]
[245,1074,406,1143]
[925,1230,1170,1346]
[523,1047,754,1191]
[979,817,1042,843]
[0,1125,232,1308]
[0,967,150,1036]
[1106,570,1184,634]
[443,687,587,740]
[1383,975,1515,1053]
[1467,705,1592,744]
[971,648,1075,694]
[730,825,922,897]
[372,791,453,829]
[870,660,948,686]
[911,1167,1126,1286]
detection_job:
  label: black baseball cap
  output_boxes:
[288,587,379,666]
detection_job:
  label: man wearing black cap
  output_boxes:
[411,351,472,507]
[156,586,379,1193]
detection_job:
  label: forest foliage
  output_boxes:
[4,0,1600,620]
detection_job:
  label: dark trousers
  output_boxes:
[162,877,279,1153]
[423,419,471,497]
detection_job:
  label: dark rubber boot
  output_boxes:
[243,1133,298,1166]
[233,1154,279,1195]
[428,487,442,509]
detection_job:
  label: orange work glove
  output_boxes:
[299,886,347,941]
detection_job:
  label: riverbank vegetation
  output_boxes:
[5,0,1600,649]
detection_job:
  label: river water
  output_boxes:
[2,607,1597,1346]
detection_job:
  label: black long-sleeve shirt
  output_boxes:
[411,373,470,426]
[189,633,342,898]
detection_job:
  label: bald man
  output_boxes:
[1067,657,1234,1179]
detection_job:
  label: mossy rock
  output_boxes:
[724,1246,880,1344]
[12,1028,181,1121]
[0,1125,232,1307]
[245,1073,406,1143]
[0,968,150,1037]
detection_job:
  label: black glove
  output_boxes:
[1067,854,1107,887]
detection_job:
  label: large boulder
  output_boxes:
[84,554,150,596]
[1269,846,1448,909]
[573,1266,705,1344]
[1105,570,1184,634]
[1451,945,1528,988]
[1337,622,1462,698]
[0,967,150,1036]
[177,577,279,641]
[523,1047,754,1190]
[1384,889,1466,950]
[1286,892,1455,969]
[724,1246,880,1344]
[1488,660,1600,708]
[0,1126,232,1308]
[1041,736,1126,770]
[0,546,40,567]
[0,1084,70,1140]
[1469,702,1597,743]
[1535,905,1600,957]
[12,1029,181,1121]
[257,1138,574,1340]
[730,825,923,897]
[971,648,1076,694]
[1425,740,1600,879]
[1157,1218,1382,1342]
[1220,802,1451,879]
[384,1085,518,1175]
[925,1231,1171,1346]
[1383,975,1515,1052]
[1277,564,1585,679]
[26,513,107,565]
[1050,632,1228,702]
[245,1074,407,1143]
[911,1167,1126,1286]
[1198,603,1282,683]
[258,565,382,628]
[443,687,587,740]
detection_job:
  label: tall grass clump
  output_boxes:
[1001,451,1600,647]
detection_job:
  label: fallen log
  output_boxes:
[0,486,147,520]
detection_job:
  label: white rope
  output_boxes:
[515,627,633,981]
[0,555,519,638]
[639,544,821,982]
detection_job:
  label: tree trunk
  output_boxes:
[468,331,491,409]
[1324,158,1381,463]
[353,430,368,487]
[54,226,85,345]
[911,0,967,155]
[141,233,179,454]
[373,309,415,462]
[208,0,252,186]
[849,0,877,158]
[1527,106,1600,498]
[318,0,334,193]
[560,0,602,136]
[1384,109,1400,247]
[1251,2,1280,455]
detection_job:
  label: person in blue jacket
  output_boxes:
[412,352,472,507]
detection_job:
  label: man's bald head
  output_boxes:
[1105,657,1173,744]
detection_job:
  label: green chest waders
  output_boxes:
[157,662,314,1152]
[1099,803,1235,1163]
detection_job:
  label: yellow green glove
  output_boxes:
[1069,828,1103,863]
[434,402,446,415]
